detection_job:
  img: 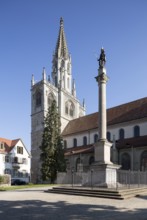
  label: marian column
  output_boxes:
[91,48,120,188]
[95,48,112,164]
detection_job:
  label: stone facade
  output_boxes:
[31,18,85,183]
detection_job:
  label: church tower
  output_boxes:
[31,18,85,183]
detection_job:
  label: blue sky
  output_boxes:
[0,0,147,151]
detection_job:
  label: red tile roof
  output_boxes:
[0,137,20,153]
[62,97,147,136]
[116,135,147,149]
[65,144,94,156]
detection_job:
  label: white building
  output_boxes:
[63,97,147,172]
[0,137,31,183]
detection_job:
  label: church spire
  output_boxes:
[55,17,69,59]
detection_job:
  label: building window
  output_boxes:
[0,142,4,149]
[65,102,68,114]
[89,156,94,165]
[67,78,69,89]
[107,132,111,141]
[48,93,55,107]
[22,158,27,164]
[121,153,131,170]
[83,136,87,146]
[13,157,18,163]
[70,103,74,117]
[4,169,11,174]
[64,140,67,148]
[134,125,140,137]
[73,138,77,147]
[55,76,58,87]
[141,151,147,171]
[119,128,125,139]
[5,155,10,163]
[36,91,41,107]
[17,146,23,154]
[94,134,98,143]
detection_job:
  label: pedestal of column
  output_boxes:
[92,140,120,188]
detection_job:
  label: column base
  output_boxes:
[90,163,121,188]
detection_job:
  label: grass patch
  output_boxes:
[0,184,55,191]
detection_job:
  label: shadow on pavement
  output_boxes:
[0,199,147,220]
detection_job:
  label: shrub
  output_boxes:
[0,175,10,184]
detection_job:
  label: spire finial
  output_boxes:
[42,67,46,81]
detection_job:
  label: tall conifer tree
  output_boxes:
[40,100,66,183]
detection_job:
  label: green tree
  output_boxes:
[40,100,66,183]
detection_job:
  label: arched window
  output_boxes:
[107,132,111,141]
[94,134,98,143]
[89,156,94,165]
[83,136,87,146]
[65,102,68,114]
[36,91,41,107]
[48,93,55,107]
[55,76,58,87]
[70,103,74,117]
[119,128,125,139]
[141,151,147,171]
[121,153,131,170]
[73,138,77,147]
[67,77,69,89]
[134,125,140,137]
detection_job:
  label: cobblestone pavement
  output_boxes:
[0,187,147,220]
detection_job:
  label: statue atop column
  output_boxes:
[98,48,106,68]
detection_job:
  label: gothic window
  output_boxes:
[107,132,111,141]
[121,153,131,170]
[67,62,70,73]
[70,103,75,117]
[141,151,147,171]
[94,134,98,143]
[67,77,69,88]
[119,128,125,140]
[55,76,58,87]
[89,156,94,165]
[65,101,75,117]
[61,60,64,68]
[83,136,87,146]
[48,93,55,107]
[36,91,41,107]
[134,125,140,137]
[73,138,77,147]
[65,102,68,114]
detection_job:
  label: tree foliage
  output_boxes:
[40,100,66,183]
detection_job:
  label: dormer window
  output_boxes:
[0,142,4,150]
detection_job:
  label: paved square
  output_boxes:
[0,187,147,220]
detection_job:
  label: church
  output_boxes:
[31,18,147,183]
